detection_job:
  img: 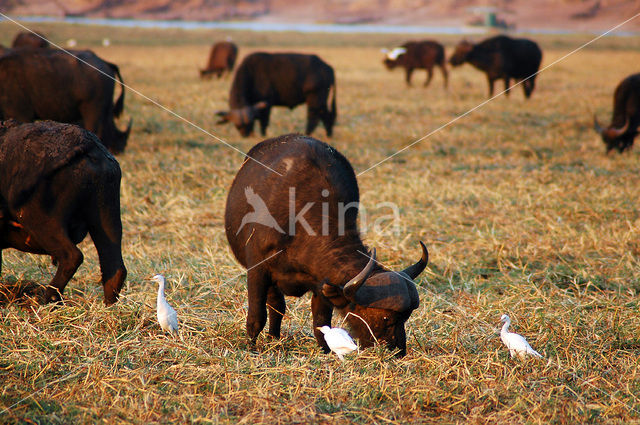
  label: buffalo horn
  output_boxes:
[216,110,230,124]
[593,114,603,134]
[605,118,630,139]
[401,241,429,280]
[343,248,376,301]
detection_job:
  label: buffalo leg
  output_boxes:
[246,267,270,345]
[405,68,414,86]
[311,293,333,353]
[321,111,334,138]
[486,77,495,97]
[523,78,535,98]
[258,108,271,136]
[424,68,433,87]
[266,285,286,338]
[19,213,83,303]
[504,77,511,96]
[393,325,407,358]
[305,94,323,135]
[87,210,126,306]
[319,96,335,138]
[440,64,449,89]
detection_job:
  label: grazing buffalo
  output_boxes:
[216,52,336,137]
[225,134,428,356]
[382,40,448,88]
[0,120,126,305]
[594,73,640,153]
[449,35,542,98]
[0,48,131,154]
[200,40,238,79]
[12,31,49,49]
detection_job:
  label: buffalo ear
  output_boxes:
[321,280,349,308]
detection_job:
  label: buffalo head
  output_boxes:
[593,115,636,153]
[449,40,473,66]
[322,242,428,356]
[216,101,268,137]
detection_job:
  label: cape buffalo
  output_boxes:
[382,40,448,88]
[225,134,428,357]
[216,52,337,137]
[12,31,49,49]
[0,48,131,154]
[200,40,238,79]
[0,120,126,305]
[594,73,640,153]
[449,35,542,98]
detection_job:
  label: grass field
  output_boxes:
[1,21,640,424]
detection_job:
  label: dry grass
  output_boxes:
[1,22,640,424]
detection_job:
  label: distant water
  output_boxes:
[12,15,487,35]
[9,15,637,37]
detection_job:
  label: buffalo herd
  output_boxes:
[0,29,638,358]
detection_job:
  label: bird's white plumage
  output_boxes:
[318,326,358,361]
[154,274,179,336]
[500,314,542,359]
[386,47,407,60]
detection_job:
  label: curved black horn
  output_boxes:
[401,241,429,279]
[343,248,376,301]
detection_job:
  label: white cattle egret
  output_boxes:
[317,326,358,361]
[102,38,110,47]
[66,38,77,48]
[386,47,407,60]
[500,314,543,359]
[153,274,179,336]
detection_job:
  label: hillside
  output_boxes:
[2,0,639,32]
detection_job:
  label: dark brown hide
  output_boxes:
[0,120,126,305]
[383,40,448,88]
[12,32,49,49]
[200,41,238,79]
[449,35,542,98]
[217,52,336,137]
[224,134,428,356]
[594,73,640,153]
[0,48,131,153]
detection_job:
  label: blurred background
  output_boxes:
[1,0,638,32]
